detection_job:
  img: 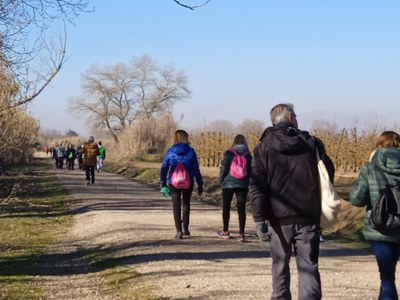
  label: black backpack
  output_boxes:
[369,180,400,233]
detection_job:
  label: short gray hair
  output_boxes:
[88,136,94,142]
[270,103,295,126]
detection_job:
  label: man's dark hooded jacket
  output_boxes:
[250,124,335,226]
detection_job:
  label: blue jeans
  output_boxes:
[370,241,400,300]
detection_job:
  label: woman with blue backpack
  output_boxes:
[160,129,204,240]
[218,134,252,242]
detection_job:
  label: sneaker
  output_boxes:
[217,230,230,239]
[238,234,246,243]
[182,230,191,238]
[85,181,90,185]
[175,232,183,240]
[320,235,325,242]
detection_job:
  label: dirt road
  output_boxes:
[39,167,395,299]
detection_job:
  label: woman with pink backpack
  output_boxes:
[218,134,252,242]
[160,130,204,240]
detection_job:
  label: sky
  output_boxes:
[30,0,400,137]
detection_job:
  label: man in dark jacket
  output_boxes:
[250,103,334,300]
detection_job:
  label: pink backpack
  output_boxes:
[229,148,249,180]
[171,162,191,189]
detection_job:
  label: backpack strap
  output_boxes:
[229,147,238,156]
[229,147,249,156]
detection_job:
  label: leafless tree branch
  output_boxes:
[172,0,212,10]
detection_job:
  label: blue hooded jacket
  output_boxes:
[160,143,203,187]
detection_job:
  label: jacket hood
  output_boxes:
[372,148,400,177]
[232,144,249,154]
[170,143,191,156]
[260,126,314,155]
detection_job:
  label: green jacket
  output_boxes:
[98,146,106,158]
[349,147,400,243]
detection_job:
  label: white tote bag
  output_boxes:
[316,150,342,228]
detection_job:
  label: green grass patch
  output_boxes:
[84,250,157,300]
[330,223,370,249]
[0,157,71,299]
[134,168,159,184]
[106,156,160,184]
[0,280,42,300]
[102,266,139,289]
[101,266,157,300]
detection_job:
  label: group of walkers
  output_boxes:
[51,137,106,185]
[51,144,79,170]
[159,102,400,300]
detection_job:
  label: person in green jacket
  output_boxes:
[349,131,400,300]
[97,141,106,173]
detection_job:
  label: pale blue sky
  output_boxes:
[30,0,400,137]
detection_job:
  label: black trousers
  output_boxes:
[85,165,95,183]
[56,157,64,169]
[67,158,75,170]
[221,188,248,234]
[169,185,194,233]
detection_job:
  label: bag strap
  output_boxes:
[229,147,249,156]
[229,147,238,156]
[315,146,321,161]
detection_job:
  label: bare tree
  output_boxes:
[204,120,236,133]
[69,54,191,142]
[1,33,68,112]
[237,118,265,134]
[0,0,90,67]
[0,0,91,111]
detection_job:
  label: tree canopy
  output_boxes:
[69,54,191,142]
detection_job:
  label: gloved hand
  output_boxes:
[197,185,204,196]
[255,221,271,241]
[160,186,170,198]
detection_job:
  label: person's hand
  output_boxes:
[160,186,170,198]
[197,185,204,196]
[255,221,271,241]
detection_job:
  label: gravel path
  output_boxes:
[38,167,397,299]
